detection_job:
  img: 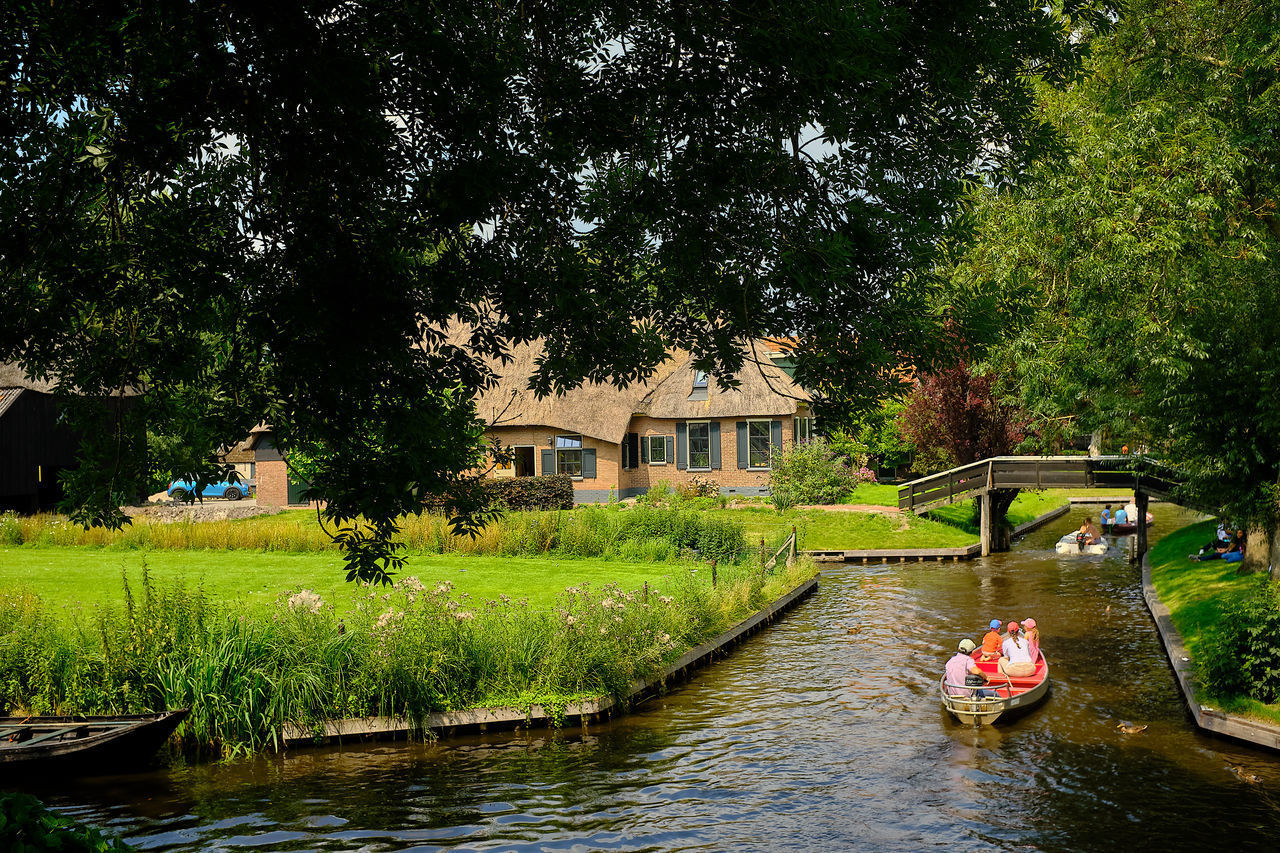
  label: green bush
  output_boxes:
[485,475,575,510]
[0,792,135,851]
[769,438,867,511]
[1198,580,1280,703]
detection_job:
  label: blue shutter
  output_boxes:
[641,435,649,464]
[582,448,597,479]
[736,421,748,469]
[541,449,554,475]
[770,420,783,464]
[675,423,687,470]
[709,421,721,469]
[665,435,675,465]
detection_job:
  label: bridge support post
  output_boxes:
[1135,490,1149,563]
[979,491,992,557]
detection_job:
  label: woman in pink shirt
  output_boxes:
[1023,618,1040,662]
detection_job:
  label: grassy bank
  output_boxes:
[707,506,975,550]
[924,490,1070,534]
[0,558,816,754]
[1148,519,1280,726]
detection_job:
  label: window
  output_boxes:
[688,421,711,470]
[693,370,709,389]
[555,434,583,478]
[647,435,667,465]
[795,417,816,443]
[748,420,772,468]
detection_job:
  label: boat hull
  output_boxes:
[0,710,188,778]
[1055,534,1108,555]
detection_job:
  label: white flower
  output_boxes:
[454,611,475,621]
[566,615,576,625]
[601,598,615,609]
[287,589,324,614]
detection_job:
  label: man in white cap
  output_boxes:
[945,638,992,697]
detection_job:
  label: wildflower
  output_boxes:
[566,615,576,625]
[658,633,671,644]
[658,595,674,605]
[454,611,475,621]
[599,626,607,634]
[614,616,623,623]
[601,598,615,609]
[401,576,425,592]
[375,608,401,629]
[287,589,324,614]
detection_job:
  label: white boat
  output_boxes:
[940,654,1050,726]
[1055,533,1108,555]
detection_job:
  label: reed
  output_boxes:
[0,506,749,564]
[0,558,815,755]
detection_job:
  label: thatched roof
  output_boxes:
[637,347,809,421]
[0,362,55,393]
[447,329,808,443]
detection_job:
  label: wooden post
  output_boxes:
[979,490,992,557]
[1135,490,1149,564]
[789,525,797,566]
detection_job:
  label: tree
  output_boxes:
[0,1,1103,581]
[957,0,1280,573]
[897,358,1029,550]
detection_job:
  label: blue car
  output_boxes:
[168,479,250,501]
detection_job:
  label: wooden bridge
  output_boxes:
[897,455,1181,559]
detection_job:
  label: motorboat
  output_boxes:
[1055,533,1109,555]
[940,653,1050,726]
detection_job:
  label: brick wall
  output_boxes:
[620,415,795,496]
[486,426,623,502]
[255,458,289,507]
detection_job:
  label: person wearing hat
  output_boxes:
[1023,618,1040,662]
[1000,621,1036,677]
[979,619,1003,661]
[945,639,992,698]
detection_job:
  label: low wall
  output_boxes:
[1141,553,1280,752]
[282,573,820,747]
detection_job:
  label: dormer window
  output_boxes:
[692,370,709,390]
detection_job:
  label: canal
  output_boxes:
[33,505,1280,851]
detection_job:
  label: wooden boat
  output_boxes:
[1055,533,1109,555]
[1107,514,1154,536]
[0,710,188,777]
[940,653,1050,725]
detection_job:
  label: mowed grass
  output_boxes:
[0,547,687,612]
[924,489,1070,533]
[835,483,901,506]
[1148,519,1280,726]
[706,506,975,550]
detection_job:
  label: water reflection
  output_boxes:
[16,504,1280,851]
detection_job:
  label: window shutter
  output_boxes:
[640,435,649,464]
[675,422,687,470]
[627,433,639,470]
[665,435,675,465]
[709,421,721,469]
[770,420,783,463]
[736,421,748,469]
[582,448,597,479]
[541,449,554,475]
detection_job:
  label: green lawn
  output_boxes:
[707,506,975,550]
[835,482,901,506]
[0,547,688,612]
[924,489,1069,533]
[1148,519,1280,726]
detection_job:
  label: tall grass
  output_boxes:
[0,506,748,563]
[0,558,815,755]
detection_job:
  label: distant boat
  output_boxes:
[1055,533,1109,555]
[0,710,188,778]
[940,654,1050,726]
[1107,514,1155,536]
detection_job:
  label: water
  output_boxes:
[20,506,1280,851]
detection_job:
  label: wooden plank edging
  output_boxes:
[1141,554,1280,752]
[1010,503,1071,538]
[281,574,820,747]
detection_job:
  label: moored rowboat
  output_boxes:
[0,710,188,778]
[940,654,1050,725]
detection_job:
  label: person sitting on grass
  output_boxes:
[979,619,1003,662]
[1191,528,1245,562]
[1000,622,1037,677]
[945,638,993,698]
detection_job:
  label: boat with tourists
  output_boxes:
[940,653,1050,725]
[0,710,188,778]
[1055,533,1109,555]
[1107,514,1155,536]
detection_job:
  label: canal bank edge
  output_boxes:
[804,502,1070,564]
[281,573,820,747]
[1141,553,1280,752]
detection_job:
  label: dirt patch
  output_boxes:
[795,504,901,514]
[124,500,284,524]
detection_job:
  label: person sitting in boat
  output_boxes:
[1124,502,1140,526]
[1100,505,1113,531]
[999,622,1037,677]
[1076,516,1103,546]
[1113,506,1129,528]
[945,639,993,698]
[1022,618,1040,661]
[979,619,1003,661]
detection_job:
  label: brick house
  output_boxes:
[473,340,814,502]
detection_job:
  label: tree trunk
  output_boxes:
[1240,527,1271,575]
[1089,430,1104,458]
[976,488,1019,553]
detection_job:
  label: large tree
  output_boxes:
[959,0,1280,571]
[0,1,1101,581]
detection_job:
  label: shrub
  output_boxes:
[484,475,575,511]
[0,792,135,851]
[768,438,862,511]
[678,475,719,499]
[1198,580,1280,704]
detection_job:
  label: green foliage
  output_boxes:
[431,475,576,513]
[0,0,1101,581]
[0,792,135,852]
[828,399,913,474]
[0,561,816,754]
[1197,580,1280,705]
[769,438,869,511]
